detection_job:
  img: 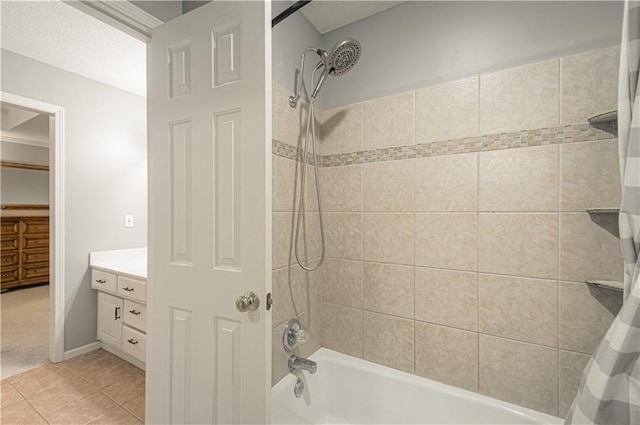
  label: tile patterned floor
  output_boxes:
[0,349,145,424]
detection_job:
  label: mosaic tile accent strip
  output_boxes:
[273,121,617,167]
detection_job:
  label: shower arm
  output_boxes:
[289,47,325,108]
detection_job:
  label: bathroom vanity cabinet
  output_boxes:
[90,248,147,369]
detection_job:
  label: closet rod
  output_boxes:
[272,1,312,28]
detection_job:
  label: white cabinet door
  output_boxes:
[97,292,123,347]
[147,1,272,424]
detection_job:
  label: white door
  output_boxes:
[146,1,272,424]
[97,292,123,347]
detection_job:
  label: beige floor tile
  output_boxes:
[13,374,97,415]
[8,362,72,385]
[66,350,142,390]
[100,367,145,405]
[123,394,145,422]
[0,399,47,424]
[1,381,24,409]
[43,392,118,425]
[88,407,143,425]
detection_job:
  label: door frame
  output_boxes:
[1,91,66,363]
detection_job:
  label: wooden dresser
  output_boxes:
[1,216,49,290]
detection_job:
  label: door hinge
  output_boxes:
[266,293,273,311]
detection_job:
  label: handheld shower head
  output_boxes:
[311,38,361,99]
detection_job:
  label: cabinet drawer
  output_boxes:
[21,235,49,250]
[92,269,117,293]
[1,221,19,236]
[0,267,19,284]
[1,252,20,267]
[1,237,18,251]
[21,219,49,235]
[118,276,146,303]
[22,264,49,280]
[122,325,146,362]
[22,249,48,265]
[123,300,146,332]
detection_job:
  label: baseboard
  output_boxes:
[101,343,146,371]
[63,341,101,360]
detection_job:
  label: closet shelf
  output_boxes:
[588,110,617,124]
[585,279,623,291]
[586,208,619,214]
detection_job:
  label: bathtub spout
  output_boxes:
[288,354,317,374]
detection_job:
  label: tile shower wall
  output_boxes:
[271,46,624,418]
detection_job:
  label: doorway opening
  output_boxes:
[0,93,65,377]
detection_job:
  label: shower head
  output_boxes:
[311,38,361,99]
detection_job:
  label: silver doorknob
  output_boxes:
[235,291,260,312]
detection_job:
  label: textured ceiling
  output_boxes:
[1,0,146,97]
[300,1,405,34]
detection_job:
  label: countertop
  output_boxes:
[89,247,147,280]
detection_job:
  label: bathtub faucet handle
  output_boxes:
[283,318,309,352]
[294,328,309,344]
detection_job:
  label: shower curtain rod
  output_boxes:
[272,1,312,27]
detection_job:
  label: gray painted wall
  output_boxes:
[273,1,323,100]
[131,1,182,22]
[1,168,49,204]
[320,1,624,108]
[1,50,148,352]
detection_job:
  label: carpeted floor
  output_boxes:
[1,285,50,379]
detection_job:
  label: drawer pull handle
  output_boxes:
[129,309,141,315]
[127,338,139,345]
[123,287,134,292]
[2,273,9,278]
[96,279,106,284]
[115,306,121,320]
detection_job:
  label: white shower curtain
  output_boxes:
[565,1,640,424]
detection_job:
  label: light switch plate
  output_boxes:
[125,215,134,228]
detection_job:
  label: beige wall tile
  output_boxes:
[318,103,363,155]
[298,307,324,359]
[275,82,308,147]
[273,212,293,269]
[562,46,620,123]
[363,262,414,319]
[415,267,477,331]
[363,312,414,373]
[312,259,363,309]
[325,213,363,260]
[415,154,478,212]
[415,213,477,271]
[274,212,324,268]
[479,335,558,415]
[559,350,590,418]
[363,213,414,265]
[479,274,558,347]
[479,145,559,212]
[273,155,297,212]
[559,213,623,283]
[363,160,414,212]
[415,77,479,143]
[560,140,621,211]
[415,322,479,391]
[272,321,289,386]
[319,165,363,212]
[480,59,560,134]
[363,91,415,150]
[322,303,364,357]
[478,213,558,279]
[559,281,622,354]
[272,81,276,139]
[273,265,316,327]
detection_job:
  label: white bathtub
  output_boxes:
[272,349,563,425]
